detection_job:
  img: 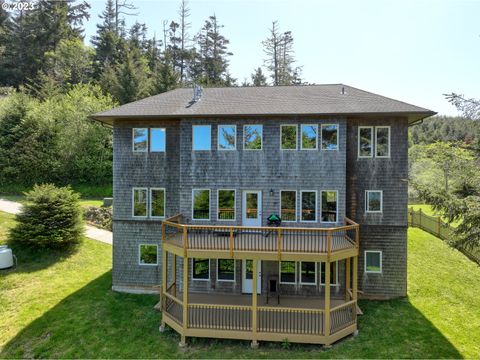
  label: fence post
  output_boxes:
[437,216,441,237]
[418,208,422,229]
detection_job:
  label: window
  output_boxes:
[244,125,263,150]
[218,189,235,221]
[132,188,147,217]
[366,190,383,213]
[133,128,148,152]
[375,126,390,157]
[320,261,338,285]
[150,128,166,152]
[192,258,210,280]
[279,261,296,284]
[321,190,337,222]
[300,262,316,285]
[218,125,236,150]
[192,189,210,220]
[358,126,373,158]
[301,124,318,150]
[365,251,382,273]
[150,188,165,218]
[193,125,211,151]
[281,125,297,150]
[301,191,317,222]
[217,259,235,281]
[321,124,338,150]
[280,190,296,222]
[139,244,158,265]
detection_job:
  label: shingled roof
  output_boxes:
[91,84,435,125]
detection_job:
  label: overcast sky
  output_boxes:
[83,0,480,116]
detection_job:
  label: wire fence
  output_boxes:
[408,208,480,265]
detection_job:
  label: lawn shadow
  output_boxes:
[1,273,462,359]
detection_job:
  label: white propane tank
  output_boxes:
[0,245,14,269]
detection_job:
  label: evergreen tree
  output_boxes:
[251,67,267,86]
[178,0,192,83]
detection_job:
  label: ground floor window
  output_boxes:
[217,259,235,281]
[139,244,157,265]
[300,261,316,285]
[321,190,337,222]
[192,258,210,280]
[365,251,382,273]
[279,261,296,284]
[320,261,338,285]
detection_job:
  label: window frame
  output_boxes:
[217,124,237,151]
[365,250,383,274]
[132,128,148,153]
[192,258,211,281]
[150,127,166,152]
[192,125,212,151]
[217,189,236,222]
[320,261,339,286]
[280,124,298,150]
[300,190,317,223]
[132,187,148,218]
[299,261,317,286]
[192,188,211,221]
[216,259,236,282]
[320,190,339,224]
[375,126,391,158]
[358,126,373,158]
[149,187,166,219]
[279,261,297,284]
[320,123,339,151]
[365,190,383,213]
[280,189,297,223]
[300,124,318,150]
[138,244,158,266]
[243,124,263,151]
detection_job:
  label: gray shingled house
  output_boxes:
[91,84,435,347]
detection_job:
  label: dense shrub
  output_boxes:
[9,184,84,247]
[84,206,112,231]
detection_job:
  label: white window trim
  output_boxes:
[192,125,212,151]
[279,261,297,284]
[138,244,158,266]
[279,190,297,223]
[132,128,148,153]
[375,126,391,158]
[192,188,211,221]
[320,190,339,224]
[150,128,166,153]
[280,124,298,150]
[358,126,373,158]
[150,187,166,219]
[217,189,236,222]
[300,124,318,150]
[216,259,236,282]
[320,261,339,286]
[299,261,317,286]
[243,124,263,151]
[365,190,383,213]
[365,250,383,274]
[320,123,339,151]
[191,258,211,281]
[300,190,317,223]
[217,124,237,151]
[132,187,148,218]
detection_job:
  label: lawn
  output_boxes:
[1,211,479,358]
[0,195,104,208]
[409,203,461,228]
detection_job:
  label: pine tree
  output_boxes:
[262,21,282,85]
[251,67,267,86]
[178,0,191,83]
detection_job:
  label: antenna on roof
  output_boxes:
[192,84,203,103]
[341,86,346,95]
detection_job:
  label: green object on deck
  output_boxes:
[267,214,281,222]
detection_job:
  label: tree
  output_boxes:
[251,67,267,86]
[262,21,281,85]
[178,0,191,83]
[445,93,480,120]
[152,57,179,94]
[9,184,84,248]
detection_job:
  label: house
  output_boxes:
[91,84,435,347]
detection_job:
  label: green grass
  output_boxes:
[0,183,112,199]
[0,194,104,208]
[0,212,479,358]
[409,203,461,228]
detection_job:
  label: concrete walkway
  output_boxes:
[0,198,112,245]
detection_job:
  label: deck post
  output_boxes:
[345,257,351,301]
[324,260,331,339]
[181,255,189,347]
[353,255,358,302]
[161,249,167,329]
[172,254,177,297]
[251,260,258,348]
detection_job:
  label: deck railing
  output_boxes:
[257,306,325,335]
[162,215,359,256]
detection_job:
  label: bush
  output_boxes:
[9,184,84,247]
[84,206,112,231]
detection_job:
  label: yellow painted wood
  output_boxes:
[345,257,351,301]
[161,249,167,324]
[183,255,189,331]
[353,255,358,301]
[324,259,331,337]
[229,227,234,258]
[172,254,176,297]
[163,291,183,305]
[252,260,258,338]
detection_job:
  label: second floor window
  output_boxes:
[301,124,318,150]
[150,128,166,152]
[193,125,211,151]
[358,126,390,158]
[132,188,148,217]
[321,124,338,150]
[244,125,263,150]
[133,128,148,152]
[366,190,383,213]
[358,126,373,157]
[218,125,236,150]
[150,188,165,218]
[281,125,297,150]
[375,126,390,157]
[192,189,210,220]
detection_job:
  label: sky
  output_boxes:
[83,0,480,116]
